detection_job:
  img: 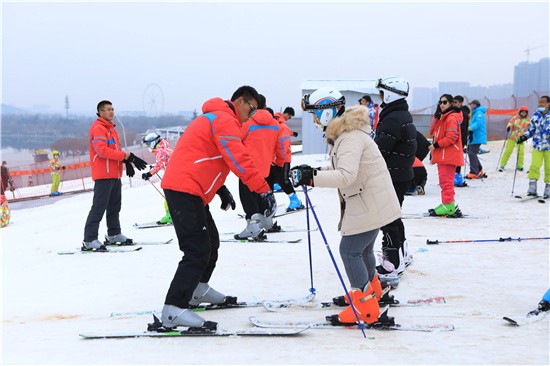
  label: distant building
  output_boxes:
[300,80,379,155]
[514,57,550,97]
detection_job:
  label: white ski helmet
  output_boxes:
[301,87,345,128]
[143,132,161,151]
[375,76,409,104]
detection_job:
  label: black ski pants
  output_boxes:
[163,189,220,308]
[83,178,122,242]
[267,164,295,195]
[380,180,410,268]
[238,179,265,220]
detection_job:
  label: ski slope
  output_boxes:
[2,140,549,364]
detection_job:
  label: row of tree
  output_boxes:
[1,113,191,150]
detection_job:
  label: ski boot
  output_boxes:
[416,186,425,195]
[157,210,172,225]
[189,282,230,306]
[538,300,550,312]
[234,219,263,240]
[327,283,382,325]
[286,193,304,212]
[159,304,209,328]
[104,233,133,246]
[376,248,404,276]
[429,202,462,217]
[454,173,468,187]
[517,165,523,171]
[81,239,107,251]
[251,213,275,232]
[544,183,550,199]
[527,179,537,197]
[498,165,505,172]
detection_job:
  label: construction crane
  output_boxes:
[524,44,545,62]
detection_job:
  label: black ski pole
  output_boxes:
[427,236,550,245]
[302,185,368,338]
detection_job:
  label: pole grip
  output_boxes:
[426,239,439,245]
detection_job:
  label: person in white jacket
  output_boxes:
[292,87,401,326]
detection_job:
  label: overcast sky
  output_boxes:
[2,0,549,116]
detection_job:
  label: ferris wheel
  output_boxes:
[142,83,165,117]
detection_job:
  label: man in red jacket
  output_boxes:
[159,86,276,330]
[82,100,147,251]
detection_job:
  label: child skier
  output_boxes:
[49,150,65,196]
[141,133,174,224]
[517,96,550,198]
[499,106,530,171]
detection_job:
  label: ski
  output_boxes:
[221,227,317,235]
[104,239,173,246]
[110,293,316,318]
[220,238,302,244]
[402,213,487,220]
[514,195,541,202]
[133,221,173,229]
[503,309,548,326]
[57,247,143,255]
[80,327,307,339]
[263,296,446,312]
[249,316,454,332]
[237,206,313,219]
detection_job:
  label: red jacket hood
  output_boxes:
[202,98,242,125]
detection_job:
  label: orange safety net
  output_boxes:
[486,109,518,116]
[10,161,91,177]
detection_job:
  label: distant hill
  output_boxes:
[1,104,29,115]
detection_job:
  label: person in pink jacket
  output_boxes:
[428,94,465,216]
[141,133,174,224]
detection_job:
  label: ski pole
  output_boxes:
[302,185,368,338]
[511,144,521,197]
[149,180,165,199]
[302,185,316,295]
[427,236,550,245]
[496,131,509,171]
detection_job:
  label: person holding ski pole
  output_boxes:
[141,132,173,225]
[517,96,550,198]
[159,86,276,330]
[292,87,401,326]
[499,106,530,171]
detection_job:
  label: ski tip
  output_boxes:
[502,317,519,326]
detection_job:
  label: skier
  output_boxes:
[373,76,417,278]
[517,96,550,198]
[293,87,401,325]
[141,132,174,225]
[499,106,530,171]
[428,94,465,216]
[271,107,304,212]
[236,95,284,239]
[452,95,470,187]
[465,100,488,179]
[49,150,65,196]
[82,100,147,250]
[159,86,276,330]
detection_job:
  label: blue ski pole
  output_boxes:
[302,185,316,295]
[302,185,369,338]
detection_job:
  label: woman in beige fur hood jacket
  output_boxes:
[294,94,401,325]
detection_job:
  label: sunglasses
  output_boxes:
[243,98,257,117]
[438,100,450,105]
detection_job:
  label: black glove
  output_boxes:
[260,191,277,217]
[127,153,147,170]
[292,131,299,137]
[517,135,528,144]
[124,160,135,177]
[290,164,316,187]
[506,127,511,132]
[216,185,235,211]
[142,172,152,181]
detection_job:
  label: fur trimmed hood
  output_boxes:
[325,105,371,142]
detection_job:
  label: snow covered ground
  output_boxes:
[2,140,549,365]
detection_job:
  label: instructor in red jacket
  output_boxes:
[159,86,276,330]
[82,100,147,251]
